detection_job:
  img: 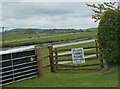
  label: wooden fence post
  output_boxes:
[48,45,55,72]
[55,48,58,69]
[99,53,104,69]
[35,46,43,78]
[95,39,99,58]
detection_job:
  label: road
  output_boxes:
[1,38,96,55]
[53,39,95,48]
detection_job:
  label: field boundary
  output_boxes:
[48,40,104,72]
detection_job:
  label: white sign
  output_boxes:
[71,48,85,64]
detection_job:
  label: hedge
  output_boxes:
[98,10,120,65]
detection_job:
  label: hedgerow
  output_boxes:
[98,10,120,65]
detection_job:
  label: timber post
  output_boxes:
[48,45,55,72]
[55,48,58,70]
[95,39,99,58]
[35,45,43,78]
[99,53,104,69]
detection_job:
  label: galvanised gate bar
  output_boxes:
[0,45,42,87]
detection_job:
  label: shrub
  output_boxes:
[98,10,120,65]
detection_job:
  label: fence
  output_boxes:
[0,46,43,87]
[48,40,104,72]
[0,39,105,86]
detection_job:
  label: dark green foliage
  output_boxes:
[98,10,120,65]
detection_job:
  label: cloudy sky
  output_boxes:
[1,0,116,31]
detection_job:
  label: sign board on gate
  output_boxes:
[71,48,85,64]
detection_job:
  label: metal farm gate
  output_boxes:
[0,46,42,87]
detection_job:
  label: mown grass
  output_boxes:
[5,66,118,87]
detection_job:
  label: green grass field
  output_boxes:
[3,32,96,42]
[5,66,118,87]
[2,32,97,47]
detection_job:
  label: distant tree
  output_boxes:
[24,29,35,34]
[79,29,84,32]
[85,29,91,32]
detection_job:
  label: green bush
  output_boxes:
[98,10,120,65]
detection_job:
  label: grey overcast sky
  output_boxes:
[1,1,103,30]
